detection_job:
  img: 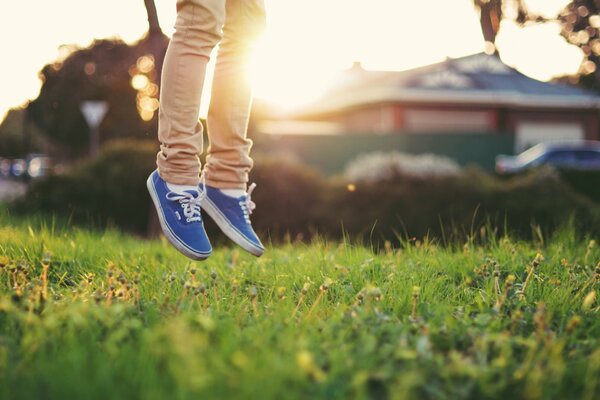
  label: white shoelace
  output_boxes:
[239,183,257,224]
[166,189,204,223]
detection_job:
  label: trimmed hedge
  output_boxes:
[559,169,600,203]
[321,169,600,244]
[15,140,600,244]
[15,140,156,232]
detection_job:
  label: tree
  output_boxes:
[25,1,169,158]
[144,0,162,36]
[473,0,551,55]
[0,108,46,158]
[472,1,600,90]
[27,40,144,157]
[473,0,503,53]
[557,1,600,90]
[143,0,167,85]
[498,0,600,91]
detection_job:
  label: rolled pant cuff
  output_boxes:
[205,177,247,190]
[157,167,200,186]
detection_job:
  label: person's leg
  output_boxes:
[203,0,267,189]
[200,0,267,256]
[156,0,226,185]
[148,0,226,260]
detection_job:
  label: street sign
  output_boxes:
[80,101,109,157]
[80,101,109,129]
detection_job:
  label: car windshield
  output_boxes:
[517,144,546,164]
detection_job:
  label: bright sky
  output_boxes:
[0,0,582,122]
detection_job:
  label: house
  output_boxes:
[255,53,600,173]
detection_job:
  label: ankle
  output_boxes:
[220,188,246,198]
[166,182,198,194]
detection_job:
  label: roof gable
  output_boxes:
[295,53,600,116]
[405,53,591,97]
[454,53,512,74]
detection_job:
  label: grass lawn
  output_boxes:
[0,213,599,399]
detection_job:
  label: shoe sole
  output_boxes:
[147,175,211,261]
[201,196,265,257]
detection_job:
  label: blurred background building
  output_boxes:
[256,53,600,173]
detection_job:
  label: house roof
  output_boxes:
[293,53,600,117]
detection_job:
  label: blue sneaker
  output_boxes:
[200,183,265,257]
[146,170,212,260]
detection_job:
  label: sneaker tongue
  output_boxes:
[183,189,200,197]
[165,182,199,194]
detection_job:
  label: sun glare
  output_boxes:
[0,0,582,121]
[246,0,485,111]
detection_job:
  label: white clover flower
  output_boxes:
[344,151,461,182]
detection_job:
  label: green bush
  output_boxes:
[243,157,323,240]
[17,140,156,232]
[0,108,45,158]
[15,140,600,243]
[324,167,600,244]
[559,169,600,203]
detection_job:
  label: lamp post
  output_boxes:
[80,101,109,157]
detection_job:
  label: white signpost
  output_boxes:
[80,101,109,157]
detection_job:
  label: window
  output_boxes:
[575,150,600,168]
[576,150,600,161]
[403,109,494,133]
[515,122,584,153]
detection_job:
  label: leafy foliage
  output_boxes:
[27,36,167,158]
[0,108,45,158]
[472,0,600,90]
[557,0,600,89]
[16,140,157,232]
[472,0,530,52]
[13,140,600,243]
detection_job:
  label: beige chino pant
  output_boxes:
[156,0,266,189]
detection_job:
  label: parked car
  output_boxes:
[26,154,52,179]
[10,159,27,178]
[0,158,11,177]
[0,154,53,180]
[495,140,600,174]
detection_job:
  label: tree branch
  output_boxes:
[144,0,162,36]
